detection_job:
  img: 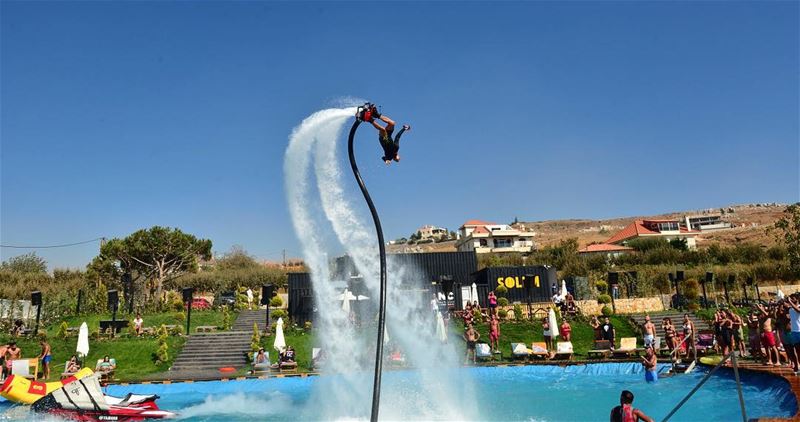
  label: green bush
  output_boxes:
[601,305,613,316]
[174,312,186,322]
[304,321,312,331]
[513,304,524,321]
[498,297,509,307]
[269,296,283,308]
[167,291,183,312]
[498,309,509,319]
[597,294,612,304]
[221,306,231,330]
[170,325,183,336]
[250,322,261,353]
[156,325,169,363]
[472,308,484,323]
[495,284,508,297]
[56,321,68,340]
[271,309,287,320]
[595,280,608,294]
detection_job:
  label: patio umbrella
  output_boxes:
[435,310,447,343]
[548,308,559,340]
[560,280,568,300]
[777,289,786,300]
[335,288,356,301]
[471,283,479,303]
[76,322,89,359]
[273,317,286,353]
[342,291,352,314]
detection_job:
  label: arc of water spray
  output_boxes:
[346,118,387,422]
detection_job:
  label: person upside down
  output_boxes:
[361,104,410,164]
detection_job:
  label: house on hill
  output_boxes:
[604,219,700,249]
[455,219,535,253]
[578,243,634,258]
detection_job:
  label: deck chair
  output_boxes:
[511,343,531,361]
[60,361,80,379]
[530,342,549,360]
[587,340,612,359]
[554,341,573,360]
[95,358,116,381]
[11,359,37,380]
[475,343,492,362]
[252,352,271,373]
[696,331,715,355]
[613,337,638,357]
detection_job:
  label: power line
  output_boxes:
[0,237,104,249]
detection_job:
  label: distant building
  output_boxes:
[416,225,448,240]
[577,243,634,258]
[455,219,535,253]
[605,219,699,249]
[683,215,732,232]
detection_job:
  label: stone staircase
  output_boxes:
[232,309,268,332]
[629,311,711,339]
[169,310,267,372]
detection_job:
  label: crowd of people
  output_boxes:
[743,293,800,372]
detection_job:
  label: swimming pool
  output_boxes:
[2,363,795,421]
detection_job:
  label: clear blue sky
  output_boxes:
[2,1,798,270]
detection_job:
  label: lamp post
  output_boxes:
[701,272,712,309]
[440,275,454,313]
[108,289,118,338]
[754,280,762,303]
[31,291,42,337]
[524,274,534,320]
[76,289,83,315]
[182,287,194,335]
[608,272,618,313]
[122,272,134,314]
[742,278,750,305]
[724,275,734,305]
[261,284,274,334]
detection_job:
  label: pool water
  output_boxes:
[2,363,795,421]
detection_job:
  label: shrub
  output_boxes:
[601,305,613,317]
[156,325,169,363]
[498,309,509,319]
[271,309,287,320]
[472,308,483,323]
[221,306,231,330]
[170,325,183,336]
[495,284,508,297]
[56,321,68,340]
[174,312,186,322]
[269,296,283,308]
[498,297,509,307]
[513,304,524,321]
[304,321,312,331]
[597,294,612,304]
[595,280,608,294]
[167,291,183,312]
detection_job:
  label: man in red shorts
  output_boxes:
[757,303,779,365]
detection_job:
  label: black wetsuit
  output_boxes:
[379,126,407,162]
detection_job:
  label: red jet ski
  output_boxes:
[31,374,176,421]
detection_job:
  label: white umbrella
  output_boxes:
[273,318,286,353]
[335,288,356,301]
[76,322,89,358]
[777,289,786,300]
[471,283,479,303]
[435,311,447,343]
[384,325,390,344]
[342,292,351,314]
[548,308,559,340]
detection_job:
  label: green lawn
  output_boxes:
[1,310,231,381]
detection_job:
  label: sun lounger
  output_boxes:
[613,337,638,358]
[476,343,493,361]
[554,341,573,360]
[11,359,37,380]
[530,342,549,360]
[696,331,715,355]
[95,358,116,381]
[587,340,612,359]
[511,343,531,361]
[252,352,271,373]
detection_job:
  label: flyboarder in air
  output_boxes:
[357,103,410,165]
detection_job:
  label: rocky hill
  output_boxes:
[387,203,787,253]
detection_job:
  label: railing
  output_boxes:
[661,351,747,422]
[668,334,694,373]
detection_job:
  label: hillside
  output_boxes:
[387,203,787,253]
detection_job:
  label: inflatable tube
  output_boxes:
[0,367,93,404]
[699,356,723,366]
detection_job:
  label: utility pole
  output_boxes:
[282,249,286,267]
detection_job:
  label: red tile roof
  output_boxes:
[605,220,658,244]
[471,225,490,235]
[578,243,634,253]
[461,219,497,228]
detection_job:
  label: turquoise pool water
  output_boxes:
[3,363,795,421]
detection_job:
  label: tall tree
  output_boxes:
[88,226,212,300]
[771,202,800,276]
[1,252,47,274]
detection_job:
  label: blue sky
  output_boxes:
[1,1,798,270]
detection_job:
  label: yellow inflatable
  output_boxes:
[0,367,93,404]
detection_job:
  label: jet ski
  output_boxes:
[31,374,176,421]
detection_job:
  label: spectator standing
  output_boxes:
[463,325,480,364]
[642,315,656,349]
[3,342,21,378]
[601,317,616,349]
[757,303,779,365]
[38,340,52,380]
[487,291,497,316]
[489,314,500,353]
[662,318,677,353]
[746,310,762,359]
[560,319,572,342]
[542,317,553,350]
[246,288,254,310]
[590,316,602,341]
[683,314,697,362]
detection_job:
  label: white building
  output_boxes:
[455,220,535,253]
[416,225,448,240]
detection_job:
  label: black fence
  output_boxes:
[287,273,314,325]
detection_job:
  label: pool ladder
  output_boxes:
[661,351,747,422]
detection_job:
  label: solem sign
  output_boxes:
[497,275,540,289]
